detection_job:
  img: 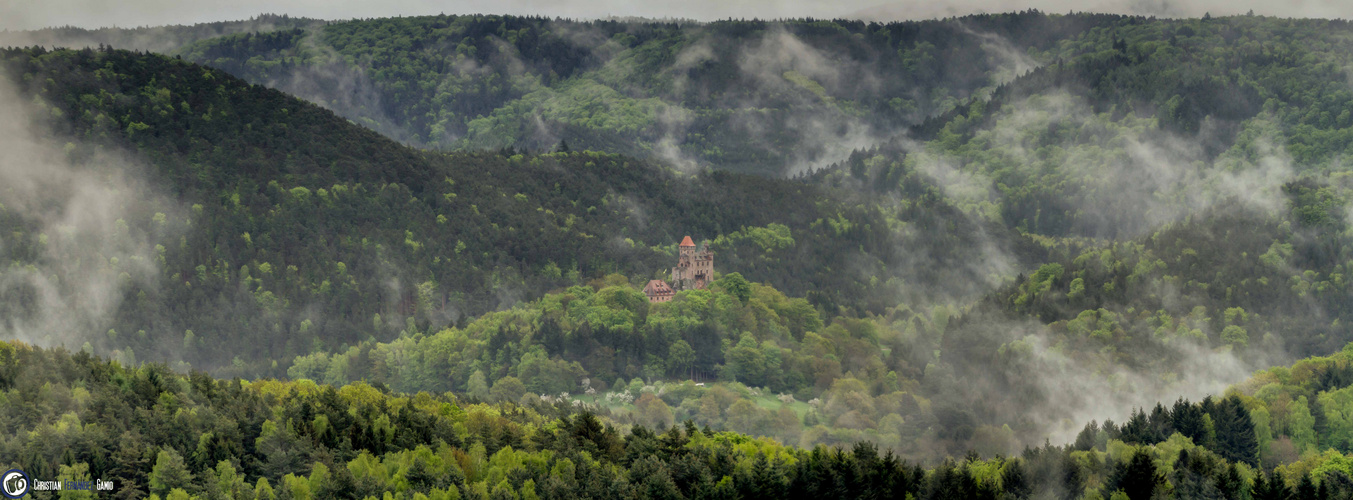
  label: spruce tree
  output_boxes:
[1213,395,1259,466]
[1110,449,1161,500]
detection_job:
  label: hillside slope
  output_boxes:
[0,46,1037,378]
[0,14,320,53]
[10,340,1353,499]
[165,13,1126,175]
[10,13,1353,469]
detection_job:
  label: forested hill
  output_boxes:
[0,46,1038,379]
[11,340,1353,499]
[16,14,1353,185]
[14,12,1353,474]
[808,14,1353,237]
[0,14,321,54]
[15,12,1129,176]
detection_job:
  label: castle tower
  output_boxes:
[671,236,714,291]
[650,236,716,302]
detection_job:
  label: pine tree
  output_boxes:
[1061,453,1084,499]
[1295,474,1319,500]
[1215,463,1243,500]
[1148,403,1173,441]
[1120,409,1156,444]
[1111,449,1161,500]
[1073,421,1099,451]
[1213,395,1259,466]
[1171,399,1209,447]
[1002,459,1032,499]
[1252,471,1274,500]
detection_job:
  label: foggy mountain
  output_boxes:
[8,13,1118,176]
[4,10,1353,499]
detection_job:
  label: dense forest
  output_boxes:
[10,340,1353,499]
[11,10,1353,496]
[164,13,1113,175]
[0,14,322,55]
[0,45,1038,380]
[12,12,1143,176]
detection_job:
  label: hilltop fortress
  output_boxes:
[643,236,713,303]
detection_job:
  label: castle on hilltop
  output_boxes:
[643,236,713,303]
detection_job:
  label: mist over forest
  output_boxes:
[6,7,1353,500]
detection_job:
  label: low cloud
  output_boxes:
[904,91,1293,239]
[0,74,180,354]
[1023,328,1271,445]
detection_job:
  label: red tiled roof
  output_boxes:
[679,236,695,247]
[644,280,674,294]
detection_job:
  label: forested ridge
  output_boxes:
[0,14,322,55]
[0,45,1041,378]
[10,10,1353,497]
[160,12,1120,175]
[37,12,1134,176]
[11,340,1353,499]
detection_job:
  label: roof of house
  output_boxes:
[680,236,695,247]
[643,280,674,295]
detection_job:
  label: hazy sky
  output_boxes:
[2,0,1352,31]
